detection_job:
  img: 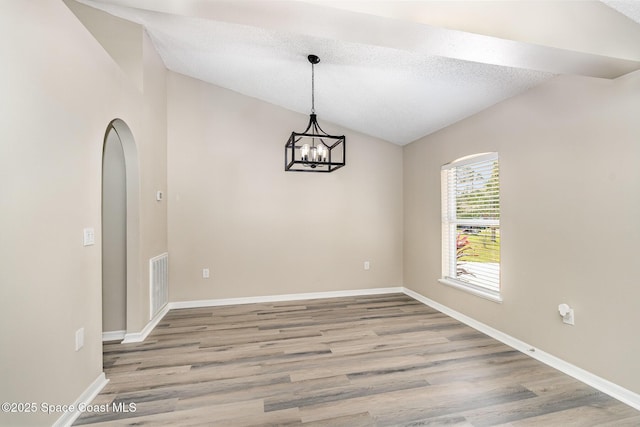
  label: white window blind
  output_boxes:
[441,153,501,301]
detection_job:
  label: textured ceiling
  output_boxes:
[76,0,640,145]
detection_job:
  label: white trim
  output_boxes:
[438,278,502,303]
[442,151,497,170]
[53,373,108,427]
[169,287,404,310]
[402,287,640,412]
[122,303,170,343]
[101,330,126,342]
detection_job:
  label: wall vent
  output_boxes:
[149,252,168,319]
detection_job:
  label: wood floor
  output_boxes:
[75,294,640,426]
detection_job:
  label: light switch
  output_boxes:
[83,228,95,246]
[75,327,84,351]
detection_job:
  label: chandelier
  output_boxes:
[285,55,346,172]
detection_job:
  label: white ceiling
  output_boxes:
[77,0,640,145]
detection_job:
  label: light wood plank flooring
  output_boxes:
[75,294,640,426]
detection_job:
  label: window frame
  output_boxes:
[439,152,502,303]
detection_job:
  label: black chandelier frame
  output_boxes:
[285,55,346,173]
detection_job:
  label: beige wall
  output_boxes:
[403,71,640,394]
[2,1,639,423]
[167,72,403,302]
[63,0,143,91]
[0,2,167,425]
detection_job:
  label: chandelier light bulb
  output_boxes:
[301,144,310,161]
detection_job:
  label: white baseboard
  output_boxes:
[53,372,108,427]
[102,330,125,342]
[122,303,170,343]
[402,287,640,412]
[169,287,404,310]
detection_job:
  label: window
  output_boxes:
[440,153,501,301]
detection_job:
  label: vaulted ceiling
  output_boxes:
[76,0,640,145]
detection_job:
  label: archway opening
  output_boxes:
[101,119,140,342]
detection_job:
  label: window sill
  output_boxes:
[438,278,503,303]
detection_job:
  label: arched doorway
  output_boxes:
[101,119,140,341]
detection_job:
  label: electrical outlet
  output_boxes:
[558,303,575,325]
[562,309,575,325]
[202,268,210,279]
